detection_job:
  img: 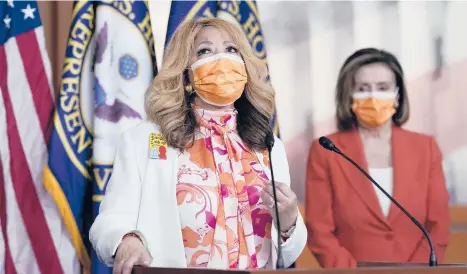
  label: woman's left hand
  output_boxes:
[261,181,298,232]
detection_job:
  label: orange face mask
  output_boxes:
[191,53,248,106]
[351,90,398,128]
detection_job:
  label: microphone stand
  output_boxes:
[267,139,285,269]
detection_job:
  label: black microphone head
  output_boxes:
[319,136,336,151]
[265,132,275,150]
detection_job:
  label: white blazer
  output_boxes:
[89,121,307,269]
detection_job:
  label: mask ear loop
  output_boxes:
[394,87,400,108]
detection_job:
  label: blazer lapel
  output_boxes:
[337,131,391,228]
[387,127,417,224]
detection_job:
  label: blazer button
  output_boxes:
[385,234,394,240]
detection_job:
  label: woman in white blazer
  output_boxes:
[90,18,307,274]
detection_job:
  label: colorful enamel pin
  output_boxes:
[149,133,168,160]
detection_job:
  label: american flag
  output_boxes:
[0,1,78,273]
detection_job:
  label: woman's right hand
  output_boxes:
[113,235,152,274]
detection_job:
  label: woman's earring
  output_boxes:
[185,84,194,94]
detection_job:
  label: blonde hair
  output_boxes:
[336,48,410,131]
[145,18,275,150]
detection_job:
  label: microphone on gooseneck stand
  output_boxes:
[318,136,438,267]
[265,132,284,269]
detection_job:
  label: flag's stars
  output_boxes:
[21,4,36,20]
[3,15,11,29]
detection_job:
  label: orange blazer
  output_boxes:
[305,126,450,268]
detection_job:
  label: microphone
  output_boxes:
[265,132,284,269]
[318,136,438,267]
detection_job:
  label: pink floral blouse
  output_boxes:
[176,106,273,269]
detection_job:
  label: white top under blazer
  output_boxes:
[89,121,307,269]
[369,167,394,217]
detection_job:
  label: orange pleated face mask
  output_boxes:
[351,90,398,128]
[191,53,248,106]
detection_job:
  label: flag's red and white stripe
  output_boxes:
[0,26,79,274]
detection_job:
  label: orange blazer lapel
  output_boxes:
[336,130,391,229]
[387,126,418,224]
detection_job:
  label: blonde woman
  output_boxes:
[90,18,307,274]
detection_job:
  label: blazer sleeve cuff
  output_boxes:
[99,229,149,266]
[271,209,307,268]
[98,228,129,266]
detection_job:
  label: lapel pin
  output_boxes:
[149,133,168,160]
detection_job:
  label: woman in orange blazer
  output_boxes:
[306,48,450,268]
